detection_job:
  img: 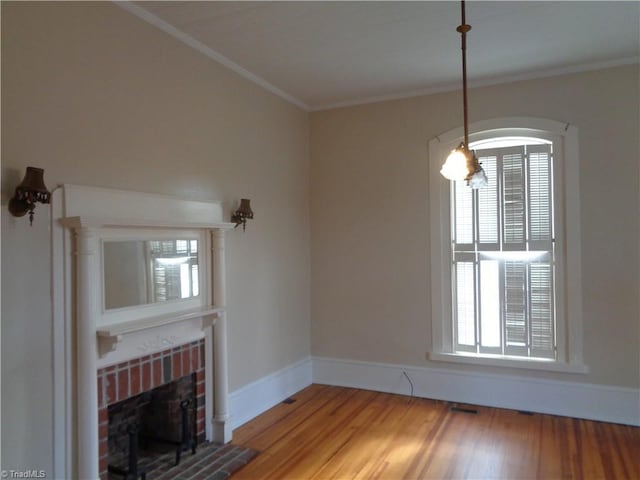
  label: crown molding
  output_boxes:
[115,1,310,111]
[311,56,640,111]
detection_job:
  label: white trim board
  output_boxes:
[228,355,638,432]
[312,57,639,111]
[312,357,640,427]
[115,1,309,111]
[229,357,313,430]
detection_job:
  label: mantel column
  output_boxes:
[210,229,232,442]
[75,227,100,479]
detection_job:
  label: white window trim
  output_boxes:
[428,117,587,374]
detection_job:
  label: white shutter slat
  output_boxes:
[454,180,474,247]
[528,144,553,245]
[455,261,476,349]
[191,264,199,297]
[477,154,499,247]
[479,259,501,350]
[502,147,526,249]
[504,260,527,354]
[529,261,555,358]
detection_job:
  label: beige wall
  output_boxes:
[311,65,640,388]
[2,0,638,474]
[1,1,310,472]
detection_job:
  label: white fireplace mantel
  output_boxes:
[51,184,236,480]
[95,305,223,358]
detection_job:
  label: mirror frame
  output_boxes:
[99,228,209,326]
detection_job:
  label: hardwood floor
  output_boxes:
[232,384,639,479]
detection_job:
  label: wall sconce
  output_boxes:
[8,166,51,226]
[231,198,254,231]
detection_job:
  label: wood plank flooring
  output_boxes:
[232,384,639,479]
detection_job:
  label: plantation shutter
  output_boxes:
[476,154,499,249]
[502,147,526,250]
[527,144,555,358]
[190,240,199,297]
[453,180,474,247]
[479,259,500,351]
[529,260,555,358]
[452,178,475,353]
[527,144,553,249]
[454,261,476,349]
[451,140,556,360]
[503,260,528,356]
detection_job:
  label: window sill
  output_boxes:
[428,351,589,374]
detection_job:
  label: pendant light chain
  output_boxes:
[458,0,471,148]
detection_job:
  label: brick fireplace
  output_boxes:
[97,340,206,479]
[52,185,234,479]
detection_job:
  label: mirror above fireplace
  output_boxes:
[103,238,200,310]
[95,228,208,328]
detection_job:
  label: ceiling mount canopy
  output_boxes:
[440,1,487,189]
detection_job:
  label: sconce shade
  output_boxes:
[237,199,253,219]
[232,198,254,231]
[8,166,51,225]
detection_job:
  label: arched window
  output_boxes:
[428,118,586,373]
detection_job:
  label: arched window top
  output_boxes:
[434,116,575,148]
[470,136,552,150]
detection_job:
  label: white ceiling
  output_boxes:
[123,1,640,111]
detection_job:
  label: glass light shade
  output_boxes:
[441,148,470,181]
[467,168,488,189]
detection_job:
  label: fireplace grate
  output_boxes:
[108,399,196,479]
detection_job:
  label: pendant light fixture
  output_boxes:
[440,1,487,189]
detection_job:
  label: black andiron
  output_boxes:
[107,423,147,480]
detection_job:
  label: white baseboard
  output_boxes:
[312,356,640,426]
[229,357,313,430]
[227,355,638,431]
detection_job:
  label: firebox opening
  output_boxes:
[107,374,199,478]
